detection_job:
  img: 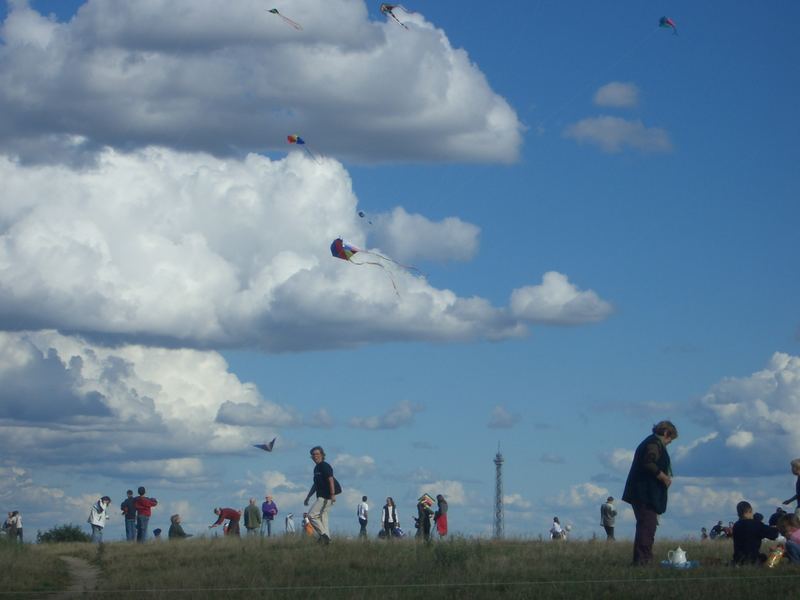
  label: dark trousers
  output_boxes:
[603,525,615,540]
[632,504,658,565]
[359,518,368,538]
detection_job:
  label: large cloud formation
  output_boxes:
[0,0,523,164]
[679,352,800,476]
[0,147,612,351]
[0,330,296,475]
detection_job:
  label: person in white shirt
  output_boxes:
[357,496,369,538]
[550,516,565,540]
[88,496,111,543]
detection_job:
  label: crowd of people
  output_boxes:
[45,445,448,546]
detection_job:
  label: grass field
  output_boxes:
[2,535,800,599]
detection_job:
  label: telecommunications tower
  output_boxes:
[494,444,504,539]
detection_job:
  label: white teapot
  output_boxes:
[667,547,688,565]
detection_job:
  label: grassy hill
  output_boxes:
[2,535,800,599]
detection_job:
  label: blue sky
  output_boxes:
[1,0,798,541]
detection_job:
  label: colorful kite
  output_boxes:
[267,8,302,31]
[330,237,420,295]
[287,134,321,162]
[380,4,409,29]
[659,16,677,35]
[253,437,277,452]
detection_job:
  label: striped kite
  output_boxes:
[330,237,420,295]
[287,134,321,162]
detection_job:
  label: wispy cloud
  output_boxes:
[488,405,520,429]
[593,82,639,108]
[563,116,672,153]
[349,400,423,430]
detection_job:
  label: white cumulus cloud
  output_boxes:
[417,480,465,505]
[0,330,299,471]
[510,271,613,325]
[0,0,522,164]
[680,353,800,476]
[0,148,610,351]
[370,207,480,262]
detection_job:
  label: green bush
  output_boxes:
[36,524,91,544]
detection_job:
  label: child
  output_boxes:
[776,513,800,563]
[732,501,779,565]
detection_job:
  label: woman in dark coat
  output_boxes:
[622,420,678,566]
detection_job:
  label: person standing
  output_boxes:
[209,507,241,536]
[382,497,399,538]
[9,511,22,543]
[134,486,158,543]
[783,458,800,514]
[88,496,111,543]
[600,496,617,541]
[244,498,262,536]
[622,420,678,566]
[416,499,432,542]
[261,495,278,537]
[285,512,295,535]
[303,445,338,545]
[120,490,137,542]
[357,496,369,538]
[434,494,448,538]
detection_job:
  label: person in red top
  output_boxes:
[209,507,241,536]
[134,486,158,543]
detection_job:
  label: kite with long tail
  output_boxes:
[659,16,677,35]
[287,134,321,163]
[330,237,420,296]
[267,8,302,31]
[380,4,409,30]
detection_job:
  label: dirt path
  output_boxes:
[48,555,100,598]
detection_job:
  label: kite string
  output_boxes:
[349,258,400,297]
[535,27,660,131]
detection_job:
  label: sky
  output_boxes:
[1,0,799,542]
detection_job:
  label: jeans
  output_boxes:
[603,525,615,540]
[125,519,137,542]
[359,518,368,538]
[307,497,332,539]
[260,519,273,536]
[785,540,800,563]
[136,516,150,543]
[631,503,658,565]
[91,525,104,544]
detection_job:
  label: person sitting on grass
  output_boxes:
[168,514,192,540]
[732,501,779,565]
[776,513,800,563]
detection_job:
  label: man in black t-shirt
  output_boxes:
[304,445,337,544]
